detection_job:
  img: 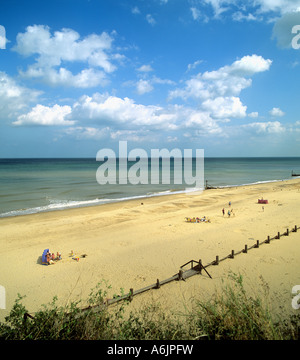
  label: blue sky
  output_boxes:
[1,0,300,157]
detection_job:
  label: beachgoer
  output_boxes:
[229,201,231,207]
[222,208,225,216]
[46,253,55,265]
[51,253,55,261]
[228,210,231,217]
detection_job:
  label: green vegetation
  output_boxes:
[0,274,299,340]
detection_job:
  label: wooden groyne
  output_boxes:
[205,180,216,189]
[95,224,300,310]
[24,224,300,320]
[206,225,298,267]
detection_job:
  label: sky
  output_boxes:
[1,0,300,158]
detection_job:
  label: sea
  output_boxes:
[0,157,300,218]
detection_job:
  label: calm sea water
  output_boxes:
[0,157,299,218]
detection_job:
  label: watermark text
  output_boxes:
[0,25,6,49]
[292,285,300,310]
[96,141,204,191]
[0,285,5,309]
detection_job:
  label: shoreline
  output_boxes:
[1,178,300,322]
[0,176,296,219]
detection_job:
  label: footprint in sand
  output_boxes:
[119,241,130,247]
[134,275,146,282]
[259,257,281,265]
[233,228,247,234]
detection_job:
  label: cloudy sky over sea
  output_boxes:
[1,0,300,157]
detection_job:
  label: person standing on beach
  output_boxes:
[222,208,225,216]
[228,210,231,217]
[229,201,231,207]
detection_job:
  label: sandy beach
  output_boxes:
[1,178,300,322]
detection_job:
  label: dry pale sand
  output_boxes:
[1,178,300,322]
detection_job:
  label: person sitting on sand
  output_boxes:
[46,253,55,265]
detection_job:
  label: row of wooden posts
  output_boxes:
[104,224,300,308]
[24,224,299,320]
[209,224,298,266]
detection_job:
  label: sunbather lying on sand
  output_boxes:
[185,217,211,223]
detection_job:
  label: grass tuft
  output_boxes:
[1,273,299,340]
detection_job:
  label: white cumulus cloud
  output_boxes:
[244,121,285,134]
[13,25,120,88]
[0,72,41,120]
[13,104,74,126]
[169,55,272,101]
[269,107,285,116]
[136,79,154,95]
[169,55,271,122]
[137,64,154,72]
[254,0,300,14]
[192,1,300,22]
[248,111,259,118]
[71,93,177,129]
[202,96,247,119]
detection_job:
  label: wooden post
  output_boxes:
[200,261,213,279]
[266,235,270,243]
[256,240,259,248]
[156,279,160,289]
[277,232,280,239]
[24,312,35,321]
[178,269,183,280]
[129,288,134,302]
[286,228,289,236]
[294,225,297,232]
[214,255,219,265]
[199,259,202,274]
[230,250,234,259]
[243,244,248,253]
